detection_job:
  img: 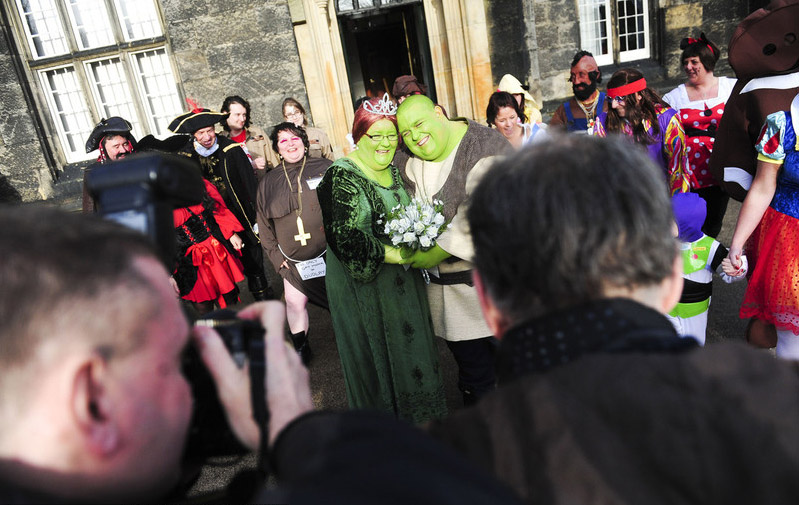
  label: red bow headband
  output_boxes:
[606,77,647,98]
[682,34,715,56]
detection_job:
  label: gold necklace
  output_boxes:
[282,157,311,246]
[576,90,600,120]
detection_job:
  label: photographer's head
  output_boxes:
[468,135,682,336]
[0,206,192,502]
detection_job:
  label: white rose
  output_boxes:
[391,235,403,245]
[419,235,432,248]
[402,231,417,244]
[413,221,426,234]
[433,214,445,225]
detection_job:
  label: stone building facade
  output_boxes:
[0,0,758,204]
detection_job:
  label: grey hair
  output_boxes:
[467,134,677,323]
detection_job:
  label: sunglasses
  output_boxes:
[607,96,626,105]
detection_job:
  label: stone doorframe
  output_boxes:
[288,0,494,157]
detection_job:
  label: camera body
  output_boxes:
[184,309,267,461]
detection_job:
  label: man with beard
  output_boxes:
[549,51,608,133]
[170,107,272,302]
[82,117,137,212]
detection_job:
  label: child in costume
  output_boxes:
[173,179,246,315]
[668,193,746,344]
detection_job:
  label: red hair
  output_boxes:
[351,98,397,144]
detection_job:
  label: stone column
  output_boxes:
[299,0,352,157]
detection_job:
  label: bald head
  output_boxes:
[396,95,455,161]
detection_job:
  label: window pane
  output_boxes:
[40,66,94,158]
[85,58,143,136]
[113,0,162,41]
[66,0,114,50]
[577,0,612,62]
[617,0,645,51]
[16,0,69,58]
[337,0,354,11]
[132,49,182,135]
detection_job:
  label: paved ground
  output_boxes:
[186,197,758,497]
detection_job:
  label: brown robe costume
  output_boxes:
[257,155,331,309]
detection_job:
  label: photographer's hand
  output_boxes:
[238,302,314,446]
[193,322,260,452]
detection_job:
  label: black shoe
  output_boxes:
[290,331,313,366]
[248,274,273,301]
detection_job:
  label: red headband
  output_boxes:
[686,37,715,56]
[606,78,647,98]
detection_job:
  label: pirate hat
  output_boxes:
[85,116,135,153]
[168,109,228,134]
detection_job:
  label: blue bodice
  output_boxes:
[772,112,799,219]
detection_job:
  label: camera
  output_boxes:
[87,154,268,462]
[183,309,268,462]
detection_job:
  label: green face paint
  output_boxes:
[396,96,450,162]
[354,118,398,171]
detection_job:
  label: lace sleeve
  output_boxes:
[318,163,386,282]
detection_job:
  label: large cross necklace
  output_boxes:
[282,157,311,246]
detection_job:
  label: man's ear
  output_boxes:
[72,355,120,458]
[473,270,510,339]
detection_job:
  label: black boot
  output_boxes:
[248,274,273,301]
[290,330,313,366]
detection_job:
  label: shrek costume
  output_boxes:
[396,95,512,405]
[317,109,446,424]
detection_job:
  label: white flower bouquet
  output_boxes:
[380,197,449,256]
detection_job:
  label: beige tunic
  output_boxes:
[404,154,497,341]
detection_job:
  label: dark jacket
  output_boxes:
[429,299,799,504]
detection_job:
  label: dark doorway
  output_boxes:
[338,2,435,106]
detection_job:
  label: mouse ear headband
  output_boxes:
[680,32,715,56]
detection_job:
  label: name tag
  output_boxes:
[296,257,326,280]
[306,176,323,190]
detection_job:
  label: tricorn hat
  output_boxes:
[85,116,136,153]
[168,109,228,134]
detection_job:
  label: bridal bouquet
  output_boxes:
[381,197,449,255]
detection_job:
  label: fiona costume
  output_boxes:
[317,157,447,424]
[741,94,799,334]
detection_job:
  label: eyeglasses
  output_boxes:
[284,110,303,119]
[607,96,626,105]
[364,133,398,143]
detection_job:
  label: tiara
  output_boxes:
[363,93,397,116]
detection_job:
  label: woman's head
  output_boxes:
[282,98,307,127]
[270,122,309,164]
[351,97,398,144]
[351,96,399,171]
[679,34,720,73]
[605,68,667,143]
[486,91,527,128]
[220,95,251,132]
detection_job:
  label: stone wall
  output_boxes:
[0,20,52,202]
[160,0,309,131]
[486,0,529,89]
[524,0,581,109]
[525,0,747,117]
[658,0,749,80]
